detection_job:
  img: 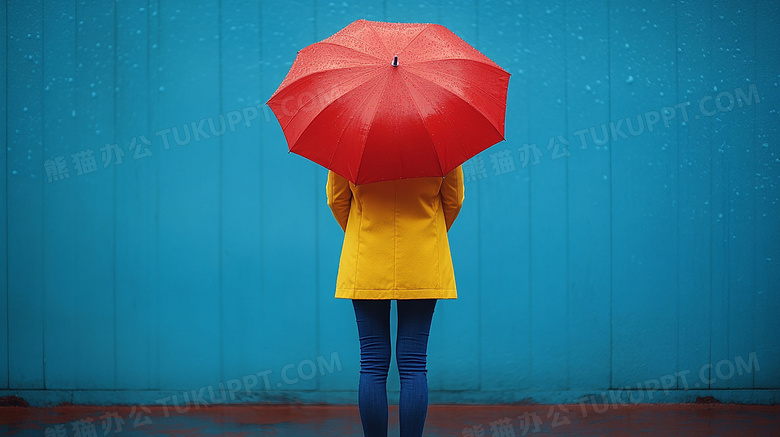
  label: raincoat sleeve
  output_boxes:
[440,165,465,232]
[326,170,352,232]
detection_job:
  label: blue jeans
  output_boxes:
[352,299,437,437]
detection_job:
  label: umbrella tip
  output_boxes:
[392,55,398,67]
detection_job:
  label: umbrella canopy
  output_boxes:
[267,19,510,185]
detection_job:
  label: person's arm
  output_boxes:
[440,165,465,231]
[326,170,352,232]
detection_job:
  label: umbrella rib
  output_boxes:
[269,65,377,104]
[353,72,393,184]
[396,72,446,176]
[396,23,435,57]
[402,67,506,142]
[326,71,392,178]
[407,58,510,109]
[279,67,381,132]
[314,41,383,61]
[401,70,494,173]
[412,56,508,75]
[365,23,394,59]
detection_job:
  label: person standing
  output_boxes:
[326,165,465,437]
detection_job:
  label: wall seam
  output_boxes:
[4,0,9,390]
[151,0,161,390]
[674,0,680,389]
[218,0,224,384]
[707,0,714,390]
[524,0,531,390]
[751,0,757,389]
[112,0,119,391]
[607,0,614,390]
[40,0,47,390]
[563,0,570,391]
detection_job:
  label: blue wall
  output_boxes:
[1,0,778,406]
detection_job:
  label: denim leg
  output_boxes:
[396,299,437,437]
[352,299,392,437]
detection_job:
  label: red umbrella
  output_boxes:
[266,19,510,185]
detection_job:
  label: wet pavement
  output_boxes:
[1,403,779,436]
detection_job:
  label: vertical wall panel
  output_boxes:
[219,0,265,390]
[154,1,222,389]
[710,0,756,389]
[7,0,45,389]
[708,0,729,392]
[675,0,713,390]
[70,0,117,390]
[147,0,161,391]
[41,0,79,389]
[526,0,569,391]
[474,0,531,394]
[566,0,612,391]
[610,1,679,388]
[754,0,780,390]
[114,0,158,390]
[0,0,8,390]
[724,1,758,390]
[260,0,319,392]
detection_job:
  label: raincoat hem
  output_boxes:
[334,288,457,300]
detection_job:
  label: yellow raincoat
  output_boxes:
[326,166,465,300]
